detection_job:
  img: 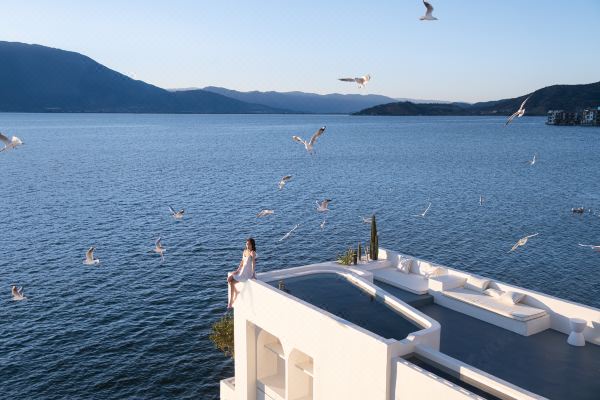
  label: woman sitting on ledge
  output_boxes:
[227,238,257,309]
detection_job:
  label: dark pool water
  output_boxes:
[269,273,421,340]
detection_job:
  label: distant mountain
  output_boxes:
[355,81,600,116]
[0,41,282,114]
[203,86,398,114]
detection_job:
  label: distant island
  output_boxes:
[1,40,598,116]
[354,81,600,116]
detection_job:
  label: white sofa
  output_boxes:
[434,276,551,336]
[372,256,446,295]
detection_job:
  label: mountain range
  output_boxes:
[1,41,598,116]
[202,86,397,114]
[355,82,600,116]
[0,41,281,114]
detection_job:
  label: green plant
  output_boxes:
[209,312,235,358]
[370,215,379,260]
[337,248,355,265]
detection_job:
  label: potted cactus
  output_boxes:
[369,215,379,261]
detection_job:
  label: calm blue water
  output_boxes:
[1,113,599,399]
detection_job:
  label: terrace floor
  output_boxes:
[373,280,600,400]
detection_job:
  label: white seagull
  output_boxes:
[0,132,24,152]
[316,199,332,212]
[280,224,300,241]
[360,216,373,224]
[510,233,539,252]
[480,195,485,206]
[292,126,326,155]
[415,202,432,217]
[168,206,185,220]
[578,244,600,252]
[278,175,292,190]
[11,285,26,301]
[83,247,100,265]
[420,1,438,21]
[506,96,531,125]
[154,237,166,261]
[257,209,275,218]
[320,219,326,230]
[338,74,371,88]
[525,153,537,166]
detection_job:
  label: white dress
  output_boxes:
[232,251,255,282]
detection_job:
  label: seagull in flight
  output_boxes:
[320,219,326,230]
[420,1,438,21]
[0,132,24,152]
[525,153,537,166]
[479,195,485,206]
[168,206,185,220]
[154,237,166,262]
[506,96,531,125]
[278,175,292,190]
[83,247,100,265]
[280,224,300,241]
[578,244,600,252]
[415,202,432,217]
[338,74,371,88]
[510,233,539,252]
[257,209,274,218]
[316,199,332,212]
[360,216,373,224]
[11,285,26,301]
[292,126,326,155]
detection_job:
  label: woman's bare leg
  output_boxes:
[227,276,235,308]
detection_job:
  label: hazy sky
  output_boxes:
[3,0,599,102]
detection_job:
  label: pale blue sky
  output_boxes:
[2,0,599,102]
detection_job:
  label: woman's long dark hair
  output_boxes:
[246,237,256,252]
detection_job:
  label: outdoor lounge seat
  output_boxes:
[442,288,548,322]
[438,286,551,336]
[372,258,447,295]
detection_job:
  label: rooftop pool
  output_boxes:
[268,272,421,340]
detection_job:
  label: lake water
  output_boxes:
[1,113,599,399]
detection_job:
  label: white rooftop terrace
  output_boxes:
[220,248,600,400]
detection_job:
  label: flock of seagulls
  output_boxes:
[3,0,597,301]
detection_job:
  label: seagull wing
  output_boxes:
[308,126,326,146]
[339,78,356,82]
[86,247,95,262]
[156,237,162,247]
[424,1,434,16]
[17,287,24,296]
[510,241,520,252]
[526,233,539,239]
[282,175,292,182]
[505,111,519,125]
[168,206,176,215]
[578,243,594,248]
[292,135,305,145]
[0,132,10,145]
[519,95,532,110]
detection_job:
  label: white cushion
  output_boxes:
[464,276,491,293]
[411,260,445,278]
[397,257,412,274]
[500,291,526,305]
[373,267,429,294]
[484,288,503,298]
